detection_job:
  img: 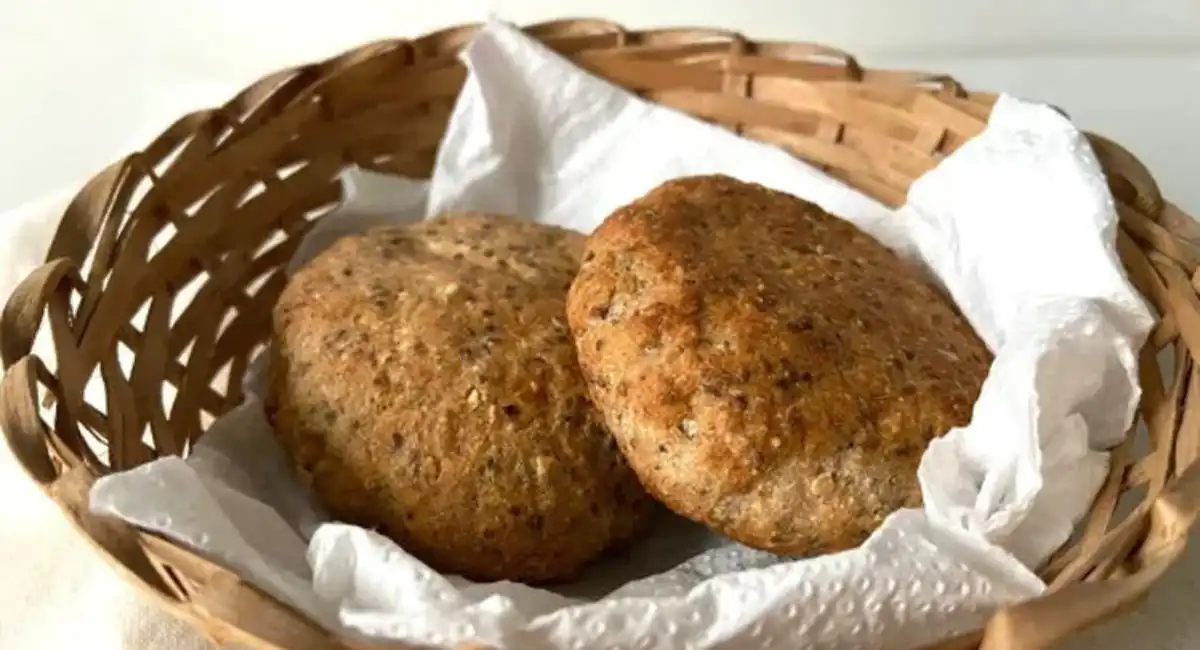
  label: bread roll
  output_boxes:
[267,213,653,583]
[566,176,990,556]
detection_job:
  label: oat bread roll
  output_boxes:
[566,175,990,556]
[266,214,653,583]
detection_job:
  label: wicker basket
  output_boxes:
[2,17,1199,650]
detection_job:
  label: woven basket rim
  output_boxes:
[3,17,1200,650]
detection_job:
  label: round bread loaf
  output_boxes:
[566,175,991,556]
[266,214,653,583]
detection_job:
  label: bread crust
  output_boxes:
[267,213,652,583]
[566,176,990,556]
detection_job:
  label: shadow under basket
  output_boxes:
[3,17,1200,650]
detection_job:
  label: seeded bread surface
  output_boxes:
[267,213,653,583]
[566,175,991,556]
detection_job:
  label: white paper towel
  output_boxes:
[89,19,1154,650]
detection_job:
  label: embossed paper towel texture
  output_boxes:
[91,19,1153,650]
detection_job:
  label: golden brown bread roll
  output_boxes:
[267,213,653,583]
[566,175,990,556]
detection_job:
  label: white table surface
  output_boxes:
[2,4,1200,649]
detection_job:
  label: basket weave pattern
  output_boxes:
[2,18,1199,650]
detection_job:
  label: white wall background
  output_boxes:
[1,0,1199,211]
